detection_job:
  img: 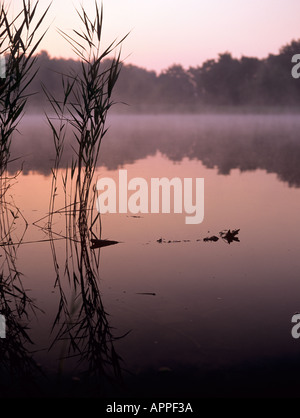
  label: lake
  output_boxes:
[1,113,300,398]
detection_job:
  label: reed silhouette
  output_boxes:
[43,208,125,394]
[43,1,127,231]
[0,0,127,397]
[0,0,49,176]
[0,182,44,396]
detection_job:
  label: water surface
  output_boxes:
[2,113,300,398]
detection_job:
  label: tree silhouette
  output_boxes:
[22,38,300,112]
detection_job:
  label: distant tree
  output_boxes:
[116,64,157,111]
[23,38,300,112]
[279,39,300,56]
[202,53,242,105]
[157,64,196,110]
[238,56,262,104]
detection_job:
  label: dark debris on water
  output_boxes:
[156,228,240,245]
[90,239,120,249]
[220,229,240,244]
[136,292,156,296]
[203,235,219,242]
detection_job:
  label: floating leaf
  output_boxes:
[90,238,119,249]
[220,229,240,244]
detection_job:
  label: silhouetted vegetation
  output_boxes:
[0,0,49,174]
[24,39,300,113]
[1,1,125,397]
[156,229,240,245]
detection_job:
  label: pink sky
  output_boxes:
[11,0,300,72]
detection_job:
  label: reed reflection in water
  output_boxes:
[0,173,125,396]
[0,175,43,396]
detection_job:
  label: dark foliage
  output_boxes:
[24,39,300,113]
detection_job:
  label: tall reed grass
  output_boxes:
[41,1,128,386]
[0,0,49,176]
[0,1,51,391]
[44,1,127,231]
[0,0,127,390]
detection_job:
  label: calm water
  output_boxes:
[2,113,300,398]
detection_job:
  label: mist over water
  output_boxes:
[9,113,300,188]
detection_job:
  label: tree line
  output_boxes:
[27,39,300,112]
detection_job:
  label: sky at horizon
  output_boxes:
[8,0,300,72]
